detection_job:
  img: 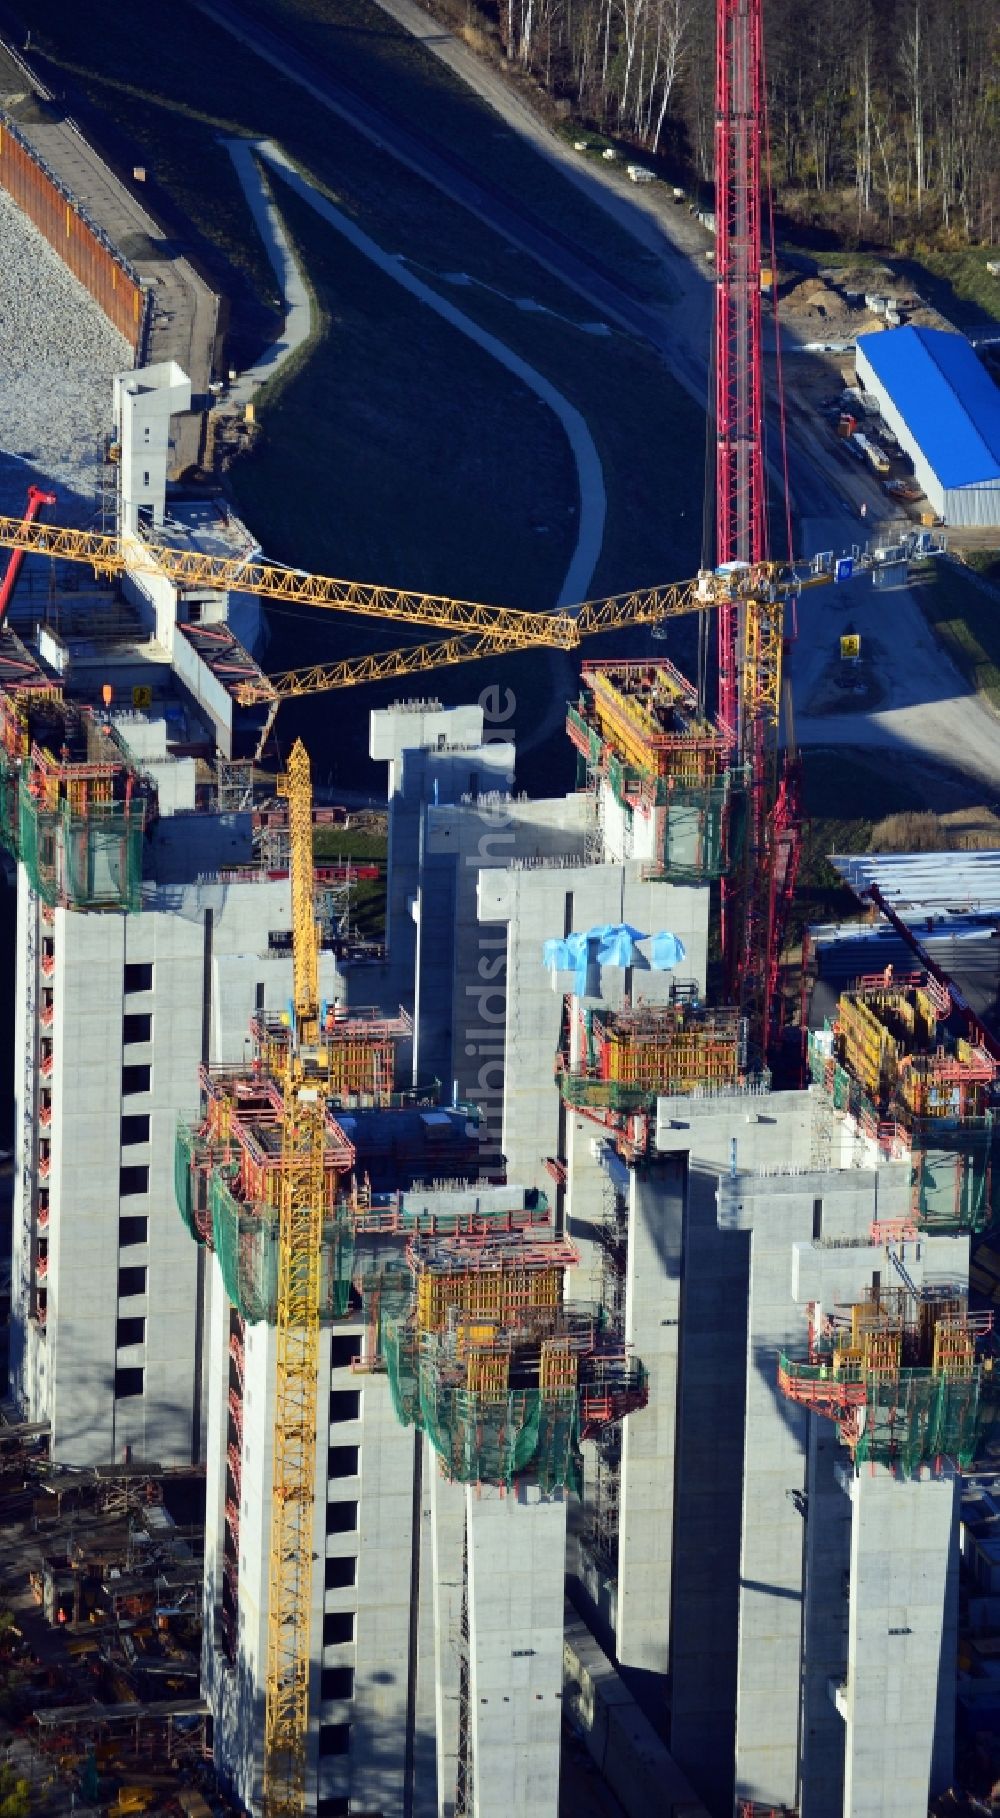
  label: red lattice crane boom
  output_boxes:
[0,486,56,626]
[715,0,796,1054]
[715,0,766,724]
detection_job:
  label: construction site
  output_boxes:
[0,1,1000,1817]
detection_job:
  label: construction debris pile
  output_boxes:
[0,1430,219,1816]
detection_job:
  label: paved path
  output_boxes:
[252,140,606,609]
[0,38,218,475]
[222,139,313,404]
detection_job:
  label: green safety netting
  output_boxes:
[912,1117,993,1235]
[359,1260,412,1362]
[7,775,144,913]
[174,1119,202,1242]
[0,754,18,855]
[808,1030,994,1237]
[605,756,748,883]
[384,1321,583,1492]
[208,1172,355,1325]
[782,1354,998,1477]
[855,1367,994,1476]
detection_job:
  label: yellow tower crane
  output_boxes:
[0,509,804,757]
[264,738,326,1817]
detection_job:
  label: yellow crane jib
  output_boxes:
[0,513,573,646]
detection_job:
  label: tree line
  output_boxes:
[488,0,1000,244]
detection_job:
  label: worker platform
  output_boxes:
[807,971,996,1232]
[567,657,747,881]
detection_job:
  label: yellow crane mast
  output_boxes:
[264,739,325,1816]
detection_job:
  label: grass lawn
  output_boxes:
[786,748,927,945]
[911,560,1000,716]
[232,171,706,792]
[314,822,387,936]
[234,0,668,301]
[22,0,707,797]
[25,0,664,367]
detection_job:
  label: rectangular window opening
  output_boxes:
[122,1013,151,1046]
[123,962,153,994]
[318,1722,350,1759]
[322,1612,354,1647]
[327,1446,359,1480]
[116,1315,145,1348]
[119,1215,148,1249]
[329,1335,357,1371]
[325,1555,356,1591]
[325,1501,358,1536]
[122,1065,151,1096]
[119,1164,149,1197]
[114,1366,144,1399]
[320,1666,354,1702]
[118,1265,147,1299]
[329,1389,360,1424]
[121,1114,150,1147]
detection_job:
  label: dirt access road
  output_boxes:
[198,0,1000,804]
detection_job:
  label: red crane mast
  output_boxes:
[715,0,766,724]
[715,0,789,1052]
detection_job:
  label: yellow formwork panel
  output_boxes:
[603,1029,739,1092]
[417,1262,562,1333]
[863,1329,902,1375]
[465,1348,511,1397]
[539,1339,578,1395]
[933,1321,975,1378]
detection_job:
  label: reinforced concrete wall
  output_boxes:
[466,1483,566,1818]
[0,112,144,347]
[841,1468,960,1817]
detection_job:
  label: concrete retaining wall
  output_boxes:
[0,111,144,348]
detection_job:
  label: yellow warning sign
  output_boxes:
[840,634,861,661]
[132,685,153,709]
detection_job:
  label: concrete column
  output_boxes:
[616,1157,684,1683]
[668,1161,750,1812]
[731,1193,812,1811]
[431,1464,466,1818]
[800,1421,850,1818]
[466,1484,567,1818]
[841,1467,959,1818]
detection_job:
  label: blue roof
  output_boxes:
[856,325,1000,489]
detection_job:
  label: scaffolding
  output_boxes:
[382,1231,647,1491]
[253,1005,412,1103]
[176,1109,550,1330]
[0,696,149,913]
[777,1283,997,1476]
[807,977,997,1235]
[557,995,746,1112]
[566,659,747,882]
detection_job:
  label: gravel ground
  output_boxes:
[0,188,131,527]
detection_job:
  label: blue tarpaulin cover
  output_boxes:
[650,931,686,970]
[543,925,685,992]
